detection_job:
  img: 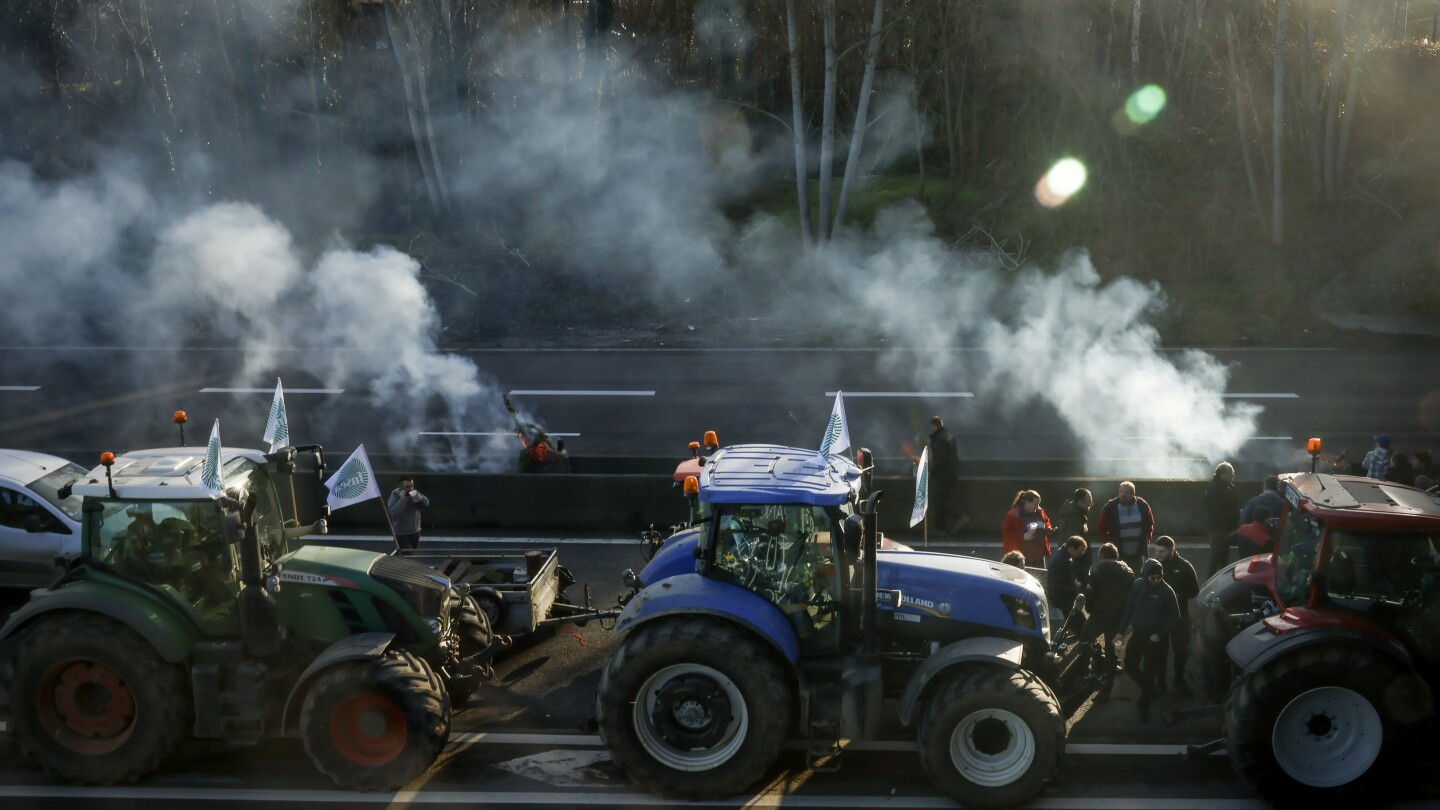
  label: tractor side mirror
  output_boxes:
[840,514,863,558]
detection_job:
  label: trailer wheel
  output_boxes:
[300,649,451,791]
[597,617,790,799]
[917,666,1064,809]
[1186,605,1237,701]
[3,613,188,784]
[1225,646,1419,805]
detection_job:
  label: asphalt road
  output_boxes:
[1,346,1438,476]
[1,534,1438,809]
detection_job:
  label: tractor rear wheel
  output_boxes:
[3,613,187,783]
[917,666,1064,809]
[1225,646,1424,806]
[300,648,451,791]
[597,617,791,799]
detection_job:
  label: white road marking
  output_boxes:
[824,391,973,398]
[418,432,581,437]
[0,385,40,391]
[0,786,1281,807]
[201,387,344,394]
[508,390,654,396]
[1220,393,1299,398]
[314,535,638,546]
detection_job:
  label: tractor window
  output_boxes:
[91,499,238,626]
[713,504,840,642]
[222,458,287,565]
[1322,531,1437,610]
[1275,513,1324,607]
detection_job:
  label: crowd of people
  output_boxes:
[986,432,1437,724]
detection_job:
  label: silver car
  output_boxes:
[0,450,87,589]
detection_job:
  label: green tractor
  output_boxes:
[0,445,498,790]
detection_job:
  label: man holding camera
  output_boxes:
[387,477,430,553]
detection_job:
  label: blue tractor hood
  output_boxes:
[700,445,860,506]
[875,550,1050,642]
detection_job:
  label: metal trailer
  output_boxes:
[405,547,617,638]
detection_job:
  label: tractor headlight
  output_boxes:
[424,617,443,637]
[1001,594,1039,632]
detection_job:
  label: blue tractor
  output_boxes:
[599,445,1068,808]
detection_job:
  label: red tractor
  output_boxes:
[1198,464,1440,803]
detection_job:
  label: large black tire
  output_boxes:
[300,648,452,791]
[1224,646,1425,807]
[596,617,792,799]
[916,666,1065,809]
[2,612,188,783]
[447,596,497,704]
[1186,606,1237,702]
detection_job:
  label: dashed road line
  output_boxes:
[508,390,654,396]
[824,391,973,398]
[418,432,581,437]
[201,387,344,394]
[0,386,40,391]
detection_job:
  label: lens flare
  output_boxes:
[1125,85,1168,125]
[1036,158,1087,208]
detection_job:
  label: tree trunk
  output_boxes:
[1336,4,1378,193]
[817,0,838,241]
[385,2,441,213]
[784,0,811,246]
[1322,0,1348,201]
[1225,11,1267,237]
[404,7,451,210]
[1272,0,1286,246]
[833,0,885,236]
[1130,0,1142,82]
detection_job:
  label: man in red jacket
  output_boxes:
[1096,481,1155,573]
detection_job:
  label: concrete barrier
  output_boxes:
[313,472,1247,540]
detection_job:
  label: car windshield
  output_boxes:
[27,462,88,521]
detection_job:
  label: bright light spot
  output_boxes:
[1125,85,1168,125]
[1036,158,1087,208]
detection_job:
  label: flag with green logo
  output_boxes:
[262,378,290,453]
[324,444,381,512]
[201,419,225,494]
[910,446,930,527]
[819,391,851,457]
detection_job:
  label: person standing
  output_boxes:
[1054,488,1095,580]
[1239,475,1285,526]
[1153,536,1199,696]
[1364,434,1392,480]
[1386,452,1416,486]
[1096,481,1154,573]
[1232,507,1277,559]
[1203,462,1240,580]
[1083,543,1134,700]
[1116,558,1181,723]
[387,477,430,553]
[1046,536,1089,622]
[928,416,966,534]
[1002,489,1056,567]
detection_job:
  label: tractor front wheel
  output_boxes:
[3,613,188,783]
[917,666,1065,809]
[597,618,791,799]
[300,649,451,791]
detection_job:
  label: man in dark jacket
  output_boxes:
[1082,543,1134,698]
[1239,475,1285,526]
[1046,536,1089,623]
[1054,488,1094,582]
[1203,462,1240,580]
[1116,558,1181,722]
[1153,536,1199,695]
[927,416,965,534]
[1095,481,1154,573]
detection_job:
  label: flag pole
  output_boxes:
[380,492,400,554]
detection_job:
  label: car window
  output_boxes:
[0,486,64,532]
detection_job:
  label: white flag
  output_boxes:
[324,444,381,512]
[819,391,851,457]
[201,419,226,494]
[910,447,930,528]
[262,378,290,453]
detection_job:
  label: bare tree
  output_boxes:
[1271,0,1286,245]
[784,0,811,245]
[831,0,885,235]
[1224,10,1266,236]
[817,0,838,240]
